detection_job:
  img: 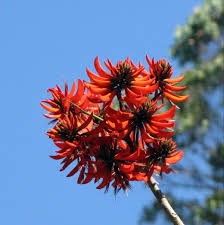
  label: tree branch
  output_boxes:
[147,177,185,225]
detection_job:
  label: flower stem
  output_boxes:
[65,99,104,122]
[147,177,185,225]
[152,91,162,101]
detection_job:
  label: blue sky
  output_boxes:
[0,1,203,225]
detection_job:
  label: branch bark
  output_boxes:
[147,177,185,225]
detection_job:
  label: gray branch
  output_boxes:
[147,177,185,225]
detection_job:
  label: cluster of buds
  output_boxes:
[41,55,189,194]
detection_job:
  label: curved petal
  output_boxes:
[151,120,175,128]
[77,113,93,131]
[77,166,85,184]
[126,87,141,98]
[40,103,60,113]
[145,123,159,135]
[141,128,154,143]
[152,105,176,120]
[164,74,185,83]
[82,175,94,184]
[68,80,77,98]
[86,68,109,83]
[131,83,158,95]
[64,82,68,96]
[44,113,61,119]
[116,151,140,161]
[60,159,74,171]
[164,91,189,102]
[94,56,113,78]
[71,79,85,102]
[98,91,115,102]
[165,83,187,92]
[158,130,174,138]
[42,100,58,108]
[88,85,110,95]
[107,58,117,75]
[132,66,145,78]
[96,177,110,189]
[118,163,134,173]
[146,54,152,66]
[50,148,73,160]
[133,77,155,86]
[67,164,81,177]
[166,150,184,164]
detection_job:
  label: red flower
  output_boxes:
[85,57,157,105]
[41,54,188,194]
[40,79,87,120]
[82,139,134,193]
[51,140,90,184]
[48,113,94,183]
[147,138,184,176]
[114,140,153,182]
[47,113,93,142]
[118,138,183,182]
[146,55,189,103]
[106,100,176,144]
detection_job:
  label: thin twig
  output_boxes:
[147,177,185,225]
[65,99,104,122]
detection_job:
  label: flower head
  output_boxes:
[47,113,93,142]
[82,139,134,194]
[106,100,176,144]
[85,57,157,106]
[146,55,189,103]
[148,138,184,176]
[41,54,188,194]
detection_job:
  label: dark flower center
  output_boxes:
[55,121,78,142]
[98,144,117,171]
[156,60,172,82]
[53,94,64,112]
[131,101,156,129]
[149,139,176,163]
[110,62,133,92]
[97,144,130,194]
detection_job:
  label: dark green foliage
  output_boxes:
[171,0,224,65]
[140,0,224,224]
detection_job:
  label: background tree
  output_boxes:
[140,0,224,224]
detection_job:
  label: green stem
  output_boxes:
[65,99,104,122]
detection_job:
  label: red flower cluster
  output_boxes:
[41,55,188,194]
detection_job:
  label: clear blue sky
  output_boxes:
[0,1,203,225]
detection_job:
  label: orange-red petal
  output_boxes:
[164,91,189,102]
